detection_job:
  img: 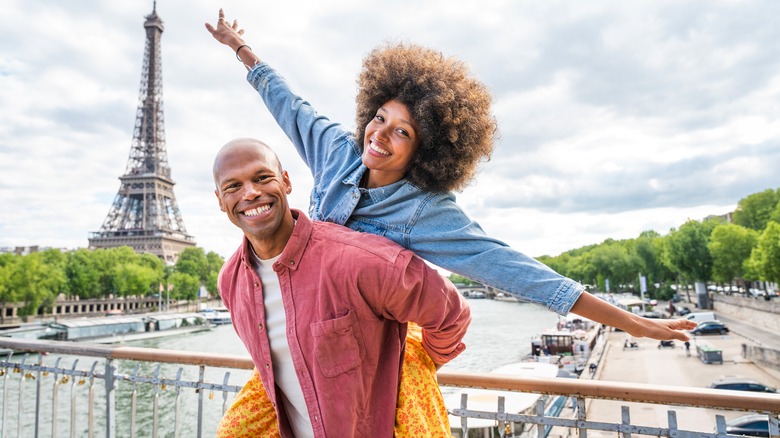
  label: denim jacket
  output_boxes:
[248,63,583,315]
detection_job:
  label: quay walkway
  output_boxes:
[584,318,780,437]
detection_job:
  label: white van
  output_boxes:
[684,312,717,324]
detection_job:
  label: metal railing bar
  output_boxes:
[35,353,42,438]
[621,405,632,438]
[438,370,780,413]
[52,356,62,438]
[152,364,160,438]
[130,364,139,438]
[17,355,26,438]
[0,338,254,370]
[69,359,79,438]
[2,355,8,438]
[197,365,205,438]
[105,359,115,438]
[174,367,183,438]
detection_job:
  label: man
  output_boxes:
[213,138,470,437]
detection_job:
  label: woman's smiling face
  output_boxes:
[361,99,420,188]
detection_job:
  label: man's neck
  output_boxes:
[246,217,295,260]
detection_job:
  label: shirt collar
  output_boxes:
[343,163,409,201]
[238,209,310,272]
[343,163,367,187]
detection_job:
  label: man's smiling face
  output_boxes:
[213,139,294,258]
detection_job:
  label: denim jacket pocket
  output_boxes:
[310,309,366,378]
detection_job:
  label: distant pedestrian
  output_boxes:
[684,341,691,357]
[667,301,677,317]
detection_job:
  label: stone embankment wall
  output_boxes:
[712,294,780,372]
[713,294,780,333]
[743,344,780,374]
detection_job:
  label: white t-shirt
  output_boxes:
[250,249,313,437]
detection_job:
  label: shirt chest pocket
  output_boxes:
[310,309,366,378]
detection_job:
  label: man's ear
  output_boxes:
[215,190,226,212]
[282,170,292,194]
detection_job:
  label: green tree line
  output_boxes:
[0,246,224,319]
[534,187,780,300]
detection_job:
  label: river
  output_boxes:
[8,299,559,436]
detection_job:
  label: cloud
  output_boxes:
[1,0,779,260]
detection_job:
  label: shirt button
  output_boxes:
[352,191,359,199]
[254,282,259,287]
[289,260,295,266]
[258,323,263,330]
[265,363,270,369]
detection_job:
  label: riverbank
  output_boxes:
[582,324,780,436]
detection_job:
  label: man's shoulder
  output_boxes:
[218,243,248,285]
[310,221,406,263]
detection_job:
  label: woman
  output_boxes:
[206,10,695,437]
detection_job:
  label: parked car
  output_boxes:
[690,320,729,335]
[709,377,777,393]
[725,414,771,437]
[684,311,717,324]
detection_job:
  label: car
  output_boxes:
[725,414,772,437]
[709,377,777,393]
[690,320,729,335]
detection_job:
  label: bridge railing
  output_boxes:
[1,337,779,438]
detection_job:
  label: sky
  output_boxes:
[1,0,779,263]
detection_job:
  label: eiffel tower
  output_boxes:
[89,3,195,264]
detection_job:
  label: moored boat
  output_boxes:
[1,313,212,344]
[528,315,601,375]
[199,306,232,325]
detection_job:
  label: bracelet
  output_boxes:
[235,44,251,61]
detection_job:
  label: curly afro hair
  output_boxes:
[355,42,497,193]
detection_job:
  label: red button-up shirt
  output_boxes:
[218,210,470,437]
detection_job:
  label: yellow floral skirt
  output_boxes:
[216,323,452,437]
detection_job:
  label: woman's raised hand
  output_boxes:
[205,8,245,50]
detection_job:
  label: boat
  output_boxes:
[528,315,601,375]
[199,306,232,325]
[445,361,568,438]
[494,292,521,302]
[464,290,487,299]
[1,313,212,344]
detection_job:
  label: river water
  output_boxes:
[7,299,558,436]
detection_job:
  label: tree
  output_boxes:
[168,272,200,300]
[588,241,640,292]
[206,271,220,297]
[732,188,780,231]
[708,223,758,284]
[65,249,101,299]
[663,220,713,283]
[206,251,225,276]
[628,232,675,299]
[0,257,16,323]
[748,221,780,284]
[113,263,158,298]
[92,247,139,297]
[176,247,209,283]
[447,273,478,286]
[7,253,65,320]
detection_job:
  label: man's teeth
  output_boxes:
[370,142,390,156]
[244,205,270,217]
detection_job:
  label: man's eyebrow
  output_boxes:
[218,176,238,189]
